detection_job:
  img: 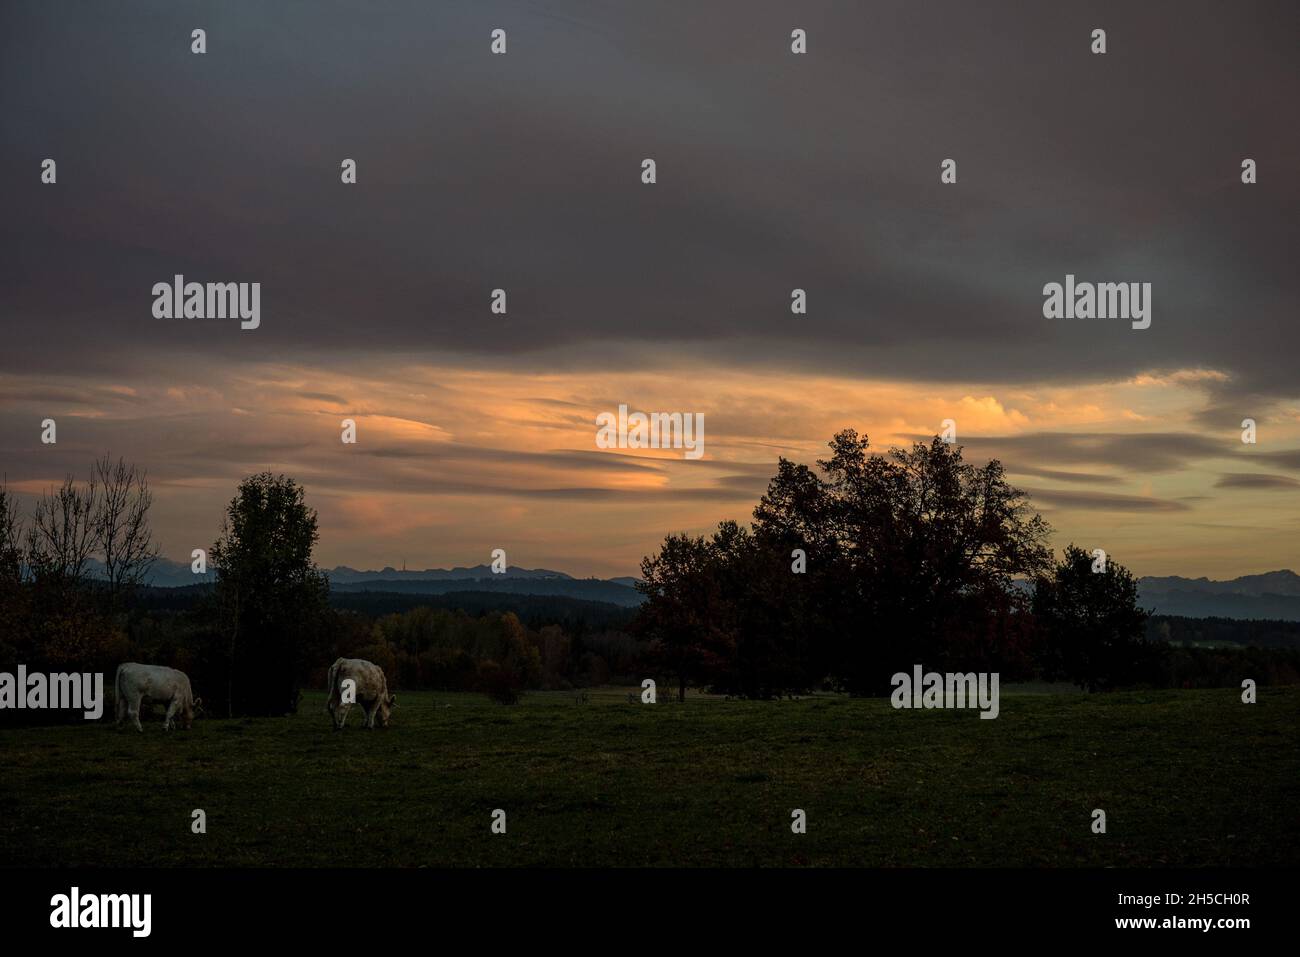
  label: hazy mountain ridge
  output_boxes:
[1138,570,1300,597]
[326,564,574,583]
[1137,570,1300,620]
[329,576,643,607]
[118,561,1300,620]
[84,557,215,587]
[121,559,642,606]
[100,559,582,588]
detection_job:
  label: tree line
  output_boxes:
[632,430,1296,699]
[0,464,638,717]
[1,456,159,692]
[4,435,1295,721]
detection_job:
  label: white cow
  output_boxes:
[114,663,200,732]
[325,657,395,730]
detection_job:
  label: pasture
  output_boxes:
[1,687,1296,867]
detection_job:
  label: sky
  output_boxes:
[1,1,1297,579]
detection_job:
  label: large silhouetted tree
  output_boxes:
[634,532,729,701]
[210,472,331,716]
[1032,545,1154,691]
[635,430,1054,697]
[753,431,1053,693]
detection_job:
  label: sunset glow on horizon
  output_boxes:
[3,356,1296,579]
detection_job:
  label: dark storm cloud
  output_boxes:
[1255,449,1300,471]
[356,443,663,474]
[297,391,348,405]
[712,472,775,495]
[1019,487,1191,513]
[955,431,1237,473]
[0,381,159,410]
[1004,466,1120,485]
[1,0,1296,399]
[1214,472,1300,490]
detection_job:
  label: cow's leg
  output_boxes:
[363,702,376,729]
[129,693,144,732]
[335,703,349,730]
[164,695,179,731]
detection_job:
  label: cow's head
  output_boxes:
[377,693,396,727]
[180,699,196,730]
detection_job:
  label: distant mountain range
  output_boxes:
[1135,570,1300,620]
[115,560,1300,620]
[326,564,573,583]
[329,576,643,607]
[117,559,647,608]
[324,564,644,607]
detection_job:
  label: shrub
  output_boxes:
[476,659,523,704]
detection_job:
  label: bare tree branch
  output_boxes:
[28,475,98,587]
[92,454,160,601]
[0,480,25,585]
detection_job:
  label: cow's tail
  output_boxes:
[324,658,340,713]
[113,664,126,720]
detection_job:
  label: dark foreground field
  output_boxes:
[2,687,1296,867]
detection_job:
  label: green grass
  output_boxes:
[1,686,1296,867]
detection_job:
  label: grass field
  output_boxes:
[2,686,1296,867]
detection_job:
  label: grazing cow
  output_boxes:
[114,663,200,732]
[325,657,395,730]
